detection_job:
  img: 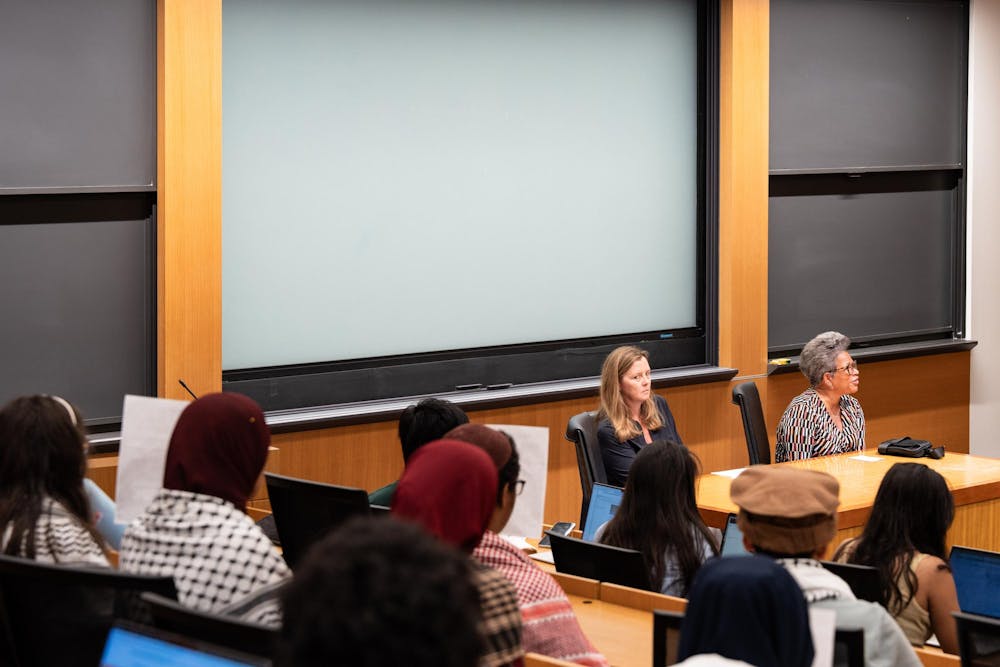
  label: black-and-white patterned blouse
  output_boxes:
[775,388,865,462]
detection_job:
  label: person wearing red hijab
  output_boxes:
[393,439,525,667]
[119,393,290,624]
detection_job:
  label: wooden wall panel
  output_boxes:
[271,381,752,526]
[766,352,971,455]
[157,0,223,399]
[718,0,769,375]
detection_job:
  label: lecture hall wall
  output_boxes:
[125,0,988,526]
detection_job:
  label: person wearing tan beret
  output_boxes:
[730,466,920,667]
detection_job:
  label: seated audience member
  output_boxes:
[597,345,682,487]
[775,331,864,462]
[730,466,920,667]
[447,424,608,666]
[833,463,959,653]
[367,397,469,506]
[0,395,108,566]
[279,516,483,667]
[597,441,719,596]
[119,393,290,624]
[393,440,524,667]
[677,556,814,667]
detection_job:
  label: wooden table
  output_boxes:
[695,450,1000,554]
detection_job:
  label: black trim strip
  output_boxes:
[767,339,977,376]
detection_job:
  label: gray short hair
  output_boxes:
[799,331,851,386]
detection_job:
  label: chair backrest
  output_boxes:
[730,381,771,465]
[264,472,371,569]
[0,553,177,667]
[954,611,1000,667]
[565,411,607,526]
[142,592,279,659]
[833,627,865,667]
[548,532,652,591]
[820,560,885,607]
[652,609,685,666]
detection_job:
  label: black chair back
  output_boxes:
[142,592,279,659]
[731,381,771,465]
[264,472,371,569]
[833,627,864,667]
[954,611,1000,667]
[0,554,177,667]
[652,609,685,666]
[565,411,607,526]
[820,560,885,607]
[548,532,652,591]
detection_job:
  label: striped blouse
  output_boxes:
[775,388,865,462]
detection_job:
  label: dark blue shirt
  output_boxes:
[597,394,682,487]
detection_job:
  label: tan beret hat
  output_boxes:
[730,466,840,555]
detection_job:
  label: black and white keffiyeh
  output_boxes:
[119,489,290,613]
[1,497,109,567]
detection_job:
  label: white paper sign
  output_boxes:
[809,606,837,667]
[488,424,549,540]
[711,467,748,479]
[114,395,189,524]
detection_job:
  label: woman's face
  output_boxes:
[619,357,652,407]
[825,351,859,395]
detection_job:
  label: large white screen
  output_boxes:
[223,0,699,370]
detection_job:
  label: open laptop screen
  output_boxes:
[100,623,270,667]
[951,546,1000,620]
[582,483,624,542]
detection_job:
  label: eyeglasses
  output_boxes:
[511,479,526,496]
[829,360,859,375]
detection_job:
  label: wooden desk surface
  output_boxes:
[696,449,1000,552]
[568,594,651,667]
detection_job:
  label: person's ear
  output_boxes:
[742,535,756,553]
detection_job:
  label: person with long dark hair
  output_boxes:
[833,463,959,653]
[597,441,718,596]
[0,395,108,565]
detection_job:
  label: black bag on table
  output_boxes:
[877,436,945,459]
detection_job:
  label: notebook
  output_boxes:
[582,483,624,541]
[720,513,751,557]
[99,622,271,667]
[950,546,1000,619]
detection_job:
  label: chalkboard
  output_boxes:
[770,0,966,172]
[0,0,156,424]
[768,0,967,354]
[0,0,155,192]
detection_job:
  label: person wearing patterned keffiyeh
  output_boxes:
[119,393,290,625]
[393,439,525,667]
[0,395,109,567]
[448,424,608,667]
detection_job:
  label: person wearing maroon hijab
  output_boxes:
[119,393,290,624]
[393,440,525,667]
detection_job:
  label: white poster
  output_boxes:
[114,395,189,524]
[488,424,549,540]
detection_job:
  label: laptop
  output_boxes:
[720,513,751,557]
[950,545,1000,619]
[582,483,624,541]
[100,622,271,667]
[548,532,652,590]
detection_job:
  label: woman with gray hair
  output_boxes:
[775,331,864,462]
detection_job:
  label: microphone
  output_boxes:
[178,379,199,400]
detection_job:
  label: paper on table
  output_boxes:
[114,395,189,524]
[529,550,555,565]
[850,455,882,462]
[712,467,748,479]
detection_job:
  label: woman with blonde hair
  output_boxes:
[597,345,681,487]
